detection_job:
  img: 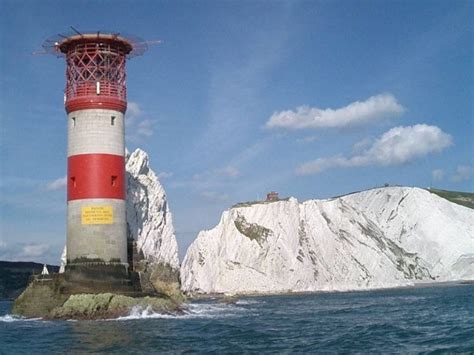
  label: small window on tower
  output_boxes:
[71,177,76,188]
[111,175,117,186]
[111,116,116,126]
[71,117,76,127]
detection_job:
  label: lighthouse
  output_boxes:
[43,30,147,280]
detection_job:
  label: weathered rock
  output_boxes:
[12,272,184,319]
[148,262,183,301]
[48,293,114,319]
[48,293,181,320]
[13,279,183,320]
[12,276,68,318]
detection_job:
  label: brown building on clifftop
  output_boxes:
[266,191,279,202]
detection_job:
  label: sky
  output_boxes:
[0,0,472,264]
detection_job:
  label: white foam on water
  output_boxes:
[0,301,255,323]
[0,314,42,322]
[236,299,260,305]
[114,305,178,321]
[111,302,253,322]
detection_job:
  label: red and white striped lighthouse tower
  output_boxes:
[44,30,148,276]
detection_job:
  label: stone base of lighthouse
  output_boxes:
[64,198,134,289]
[67,199,128,266]
[62,265,140,294]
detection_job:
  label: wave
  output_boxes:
[114,306,183,321]
[0,314,42,322]
[0,300,259,323]
[236,299,260,305]
[112,301,255,321]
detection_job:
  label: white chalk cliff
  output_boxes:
[125,148,179,270]
[181,187,474,295]
[60,148,179,272]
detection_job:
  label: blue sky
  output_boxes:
[0,0,472,264]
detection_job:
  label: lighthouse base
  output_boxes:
[12,273,183,320]
[62,263,143,295]
[12,261,185,319]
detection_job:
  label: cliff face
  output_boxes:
[181,187,474,295]
[60,148,179,278]
[125,148,179,271]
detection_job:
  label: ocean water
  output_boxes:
[1,284,473,353]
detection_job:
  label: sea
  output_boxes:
[1,283,473,353]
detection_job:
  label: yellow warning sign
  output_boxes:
[81,206,113,225]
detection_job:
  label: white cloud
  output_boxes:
[0,240,61,263]
[125,102,155,141]
[452,165,474,182]
[157,171,173,179]
[432,169,444,182]
[127,101,142,120]
[266,93,405,130]
[297,124,453,175]
[352,137,372,153]
[136,119,154,137]
[46,176,67,191]
[21,244,49,258]
[217,166,241,178]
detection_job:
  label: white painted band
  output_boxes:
[68,109,125,157]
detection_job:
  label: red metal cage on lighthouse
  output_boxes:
[44,30,148,113]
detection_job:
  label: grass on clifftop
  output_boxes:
[232,197,290,208]
[427,188,474,209]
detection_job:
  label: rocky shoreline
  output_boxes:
[11,271,185,320]
[46,293,183,320]
[13,284,184,321]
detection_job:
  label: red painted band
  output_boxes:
[66,96,127,114]
[68,154,125,201]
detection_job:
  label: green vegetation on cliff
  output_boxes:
[427,188,474,209]
[234,214,272,247]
